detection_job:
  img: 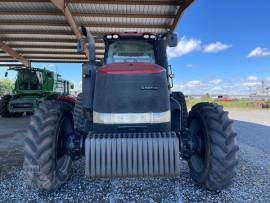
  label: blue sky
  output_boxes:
[167,0,270,94]
[1,0,270,94]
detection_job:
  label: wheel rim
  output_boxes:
[56,113,74,173]
[189,116,207,173]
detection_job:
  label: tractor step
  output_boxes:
[85,132,180,178]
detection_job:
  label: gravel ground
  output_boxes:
[0,117,29,177]
[0,109,269,203]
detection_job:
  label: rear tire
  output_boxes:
[0,95,11,117]
[73,93,91,136]
[188,102,239,190]
[23,100,74,191]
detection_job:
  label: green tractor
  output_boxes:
[0,66,74,117]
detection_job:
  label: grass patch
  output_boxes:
[186,97,270,110]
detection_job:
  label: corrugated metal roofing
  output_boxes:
[0,0,194,64]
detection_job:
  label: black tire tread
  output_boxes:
[73,93,90,135]
[188,102,239,190]
[23,100,73,191]
[0,95,11,117]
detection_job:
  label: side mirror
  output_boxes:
[81,26,87,37]
[95,61,103,68]
[167,32,178,47]
[4,72,8,77]
[70,84,74,89]
[77,38,84,54]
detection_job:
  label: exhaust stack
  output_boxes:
[81,26,96,63]
[78,26,97,111]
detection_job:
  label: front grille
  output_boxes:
[85,132,180,178]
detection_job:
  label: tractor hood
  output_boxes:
[97,62,165,75]
[93,62,170,133]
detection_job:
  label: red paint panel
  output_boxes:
[57,95,76,105]
[97,63,165,75]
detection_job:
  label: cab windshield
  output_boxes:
[106,40,156,64]
[16,71,43,90]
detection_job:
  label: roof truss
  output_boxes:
[0,0,194,64]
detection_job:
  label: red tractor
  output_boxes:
[23,28,238,191]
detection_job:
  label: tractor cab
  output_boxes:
[103,32,177,69]
[5,67,48,93]
[104,33,162,66]
[16,69,43,91]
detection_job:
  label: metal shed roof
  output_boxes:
[0,0,194,65]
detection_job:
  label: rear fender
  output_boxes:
[170,97,182,131]
[57,95,76,105]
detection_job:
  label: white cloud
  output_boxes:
[173,80,204,92]
[211,86,223,91]
[38,63,56,69]
[247,76,258,81]
[48,64,56,68]
[172,77,268,95]
[167,37,201,58]
[247,47,270,58]
[167,36,232,59]
[242,82,258,87]
[210,79,222,85]
[186,64,195,68]
[185,80,203,88]
[203,42,231,53]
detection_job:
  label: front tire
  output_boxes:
[23,100,74,191]
[73,93,91,136]
[188,102,239,190]
[0,95,11,117]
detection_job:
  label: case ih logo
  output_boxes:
[141,85,158,90]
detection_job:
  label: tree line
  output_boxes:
[0,79,14,96]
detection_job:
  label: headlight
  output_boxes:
[106,35,112,39]
[93,111,171,124]
[150,35,156,39]
[143,34,150,39]
[113,34,119,39]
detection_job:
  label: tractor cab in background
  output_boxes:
[15,69,43,90]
